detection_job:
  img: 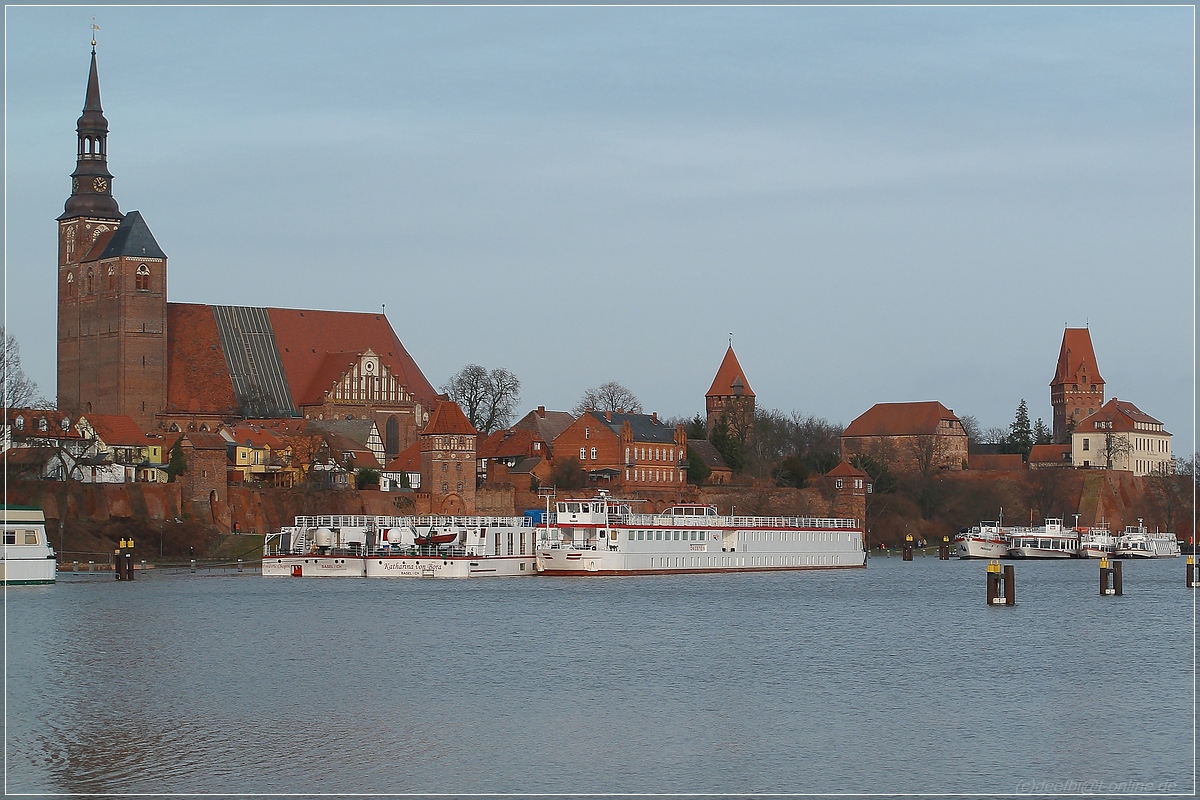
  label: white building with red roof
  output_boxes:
[1071,398,1172,476]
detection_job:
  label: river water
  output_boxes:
[5,556,1194,795]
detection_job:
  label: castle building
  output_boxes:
[55,47,437,462]
[421,400,479,515]
[705,345,755,441]
[840,401,968,474]
[1049,328,1104,444]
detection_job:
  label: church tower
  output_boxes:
[705,345,756,443]
[57,44,168,428]
[1050,327,1104,444]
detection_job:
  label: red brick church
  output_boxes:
[55,47,437,464]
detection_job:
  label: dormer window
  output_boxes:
[38,417,48,432]
[61,418,71,431]
[14,416,24,431]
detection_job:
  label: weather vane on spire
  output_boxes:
[91,17,100,51]
[728,332,733,348]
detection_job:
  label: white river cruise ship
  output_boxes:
[535,492,865,576]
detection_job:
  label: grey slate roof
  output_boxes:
[308,419,375,448]
[100,210,167,259]
[513,409,575,451]
[687,439,729,471]
[589,411,678,443]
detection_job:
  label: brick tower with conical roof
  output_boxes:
[1050,327,1104,444]
[705,345,756,442]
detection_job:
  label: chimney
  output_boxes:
[605,411,612,423]
[537,406,545,417]
[652,412,658,423]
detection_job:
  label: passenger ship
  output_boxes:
[1,506,57,585]
[535,493,865,576]
[1113,524,1181,558]
[954,521,1009,559]
[262,514,539,578]
[1005,519,1080,559]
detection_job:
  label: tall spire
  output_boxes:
[59,43,120,221]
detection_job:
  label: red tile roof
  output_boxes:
[166,303,240,415]
[424,400,478,436]
[227,424,285,449]
[1028,444,1071,464]
[266,308,437,408]
[706,346,755,398]
[843,402,962,437]
[384,441,421,472]
[1077,398,1168,434]
[1050,328,1104,387]
[79,229,117,262]
[477,428,538,459]
[967,454,1026,471]
[179,432,229,451]
[81,414,150,446]
[825,461,868,478]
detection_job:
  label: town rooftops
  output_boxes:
[385,442,421,473]
[1028,444,1072,465]
[588,411,679,443]
[843,401,962,437]
[513,407,575,445]
[80,414,152,446]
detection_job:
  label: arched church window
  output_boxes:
[169,423,180,432]
[386,416,399,457]
[66,272,75,296]
[107,264,115,290]
[86,268,94,294]
[136,264,150,291]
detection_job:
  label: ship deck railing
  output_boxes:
[614,513,859,530]
[292,514,534,530]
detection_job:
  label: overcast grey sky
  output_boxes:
[4,6,1194,446]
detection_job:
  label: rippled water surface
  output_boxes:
[5,556,1194,795]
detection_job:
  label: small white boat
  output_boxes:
[2,506,57,585]
[1113,524,1180,558]
[1005,519,1080,559]
[1077,523,1115,558]
[954,522,1009,559]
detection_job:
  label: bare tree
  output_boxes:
[1098,431,1133,470]
[440,365,521,435]
[958,414,983,443]
[3,327,49,410]
[908,434,946,479]
[573,381,642,415]
[1145,456,1195,535]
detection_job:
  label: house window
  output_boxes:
[457,483,463,493]
[442,483,448,493]
[580,447,586,460]
[835,478,844,489]
[533,442,541,451]
[1082,438,1089,451]
[584,427,590,439]
[590,447,597,460]
[854,479,863,489]
[136,264,150,291]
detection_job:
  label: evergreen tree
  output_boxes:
[1033,418,1052,446]
[165,438,187,482]
[1008,399,1034,457]
[709,416,745,474]
[686,446,711,485]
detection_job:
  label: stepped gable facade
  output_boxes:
[1050,328,1105,444]
[1071,398,1172,476]
[56,47,436,462]
[705,345,756,441]
[841,401,968,473]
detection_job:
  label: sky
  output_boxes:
[4,5,1195,447]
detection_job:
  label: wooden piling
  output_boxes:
[938,536,950,560]
[1112,559,1122,596]
[1003,564,1015,605]
[1187,555,1197,588]
[903,534,914,561]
